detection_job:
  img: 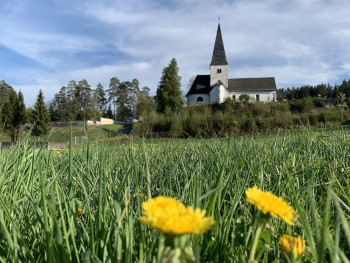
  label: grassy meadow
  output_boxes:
[0,124,130,142]
[0,127,349,262]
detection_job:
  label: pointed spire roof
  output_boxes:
[210,24,228,66]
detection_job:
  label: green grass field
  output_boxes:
[0,127,349,262]
[0,124,131,142]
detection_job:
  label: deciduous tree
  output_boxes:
[137,86,155,116]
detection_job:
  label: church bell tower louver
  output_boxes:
[210,22,228,87]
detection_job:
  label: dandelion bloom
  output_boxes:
[245,186,297,225]
[135,192,146,198]
[280,235,306,258]
[51,148,61,154]
[140,196,215,235]
[74,207,83,215]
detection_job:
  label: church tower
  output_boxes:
[210,23,228,87]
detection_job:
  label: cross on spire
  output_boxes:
[218,15,220,24]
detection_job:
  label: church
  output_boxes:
[186,23,277,106]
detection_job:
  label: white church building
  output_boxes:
[186,23,277,106]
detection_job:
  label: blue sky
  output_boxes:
[1,0,350,106]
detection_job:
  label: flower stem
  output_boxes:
[157,234,165,262]
[248,222,264,262]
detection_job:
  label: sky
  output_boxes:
[1,0,350,106]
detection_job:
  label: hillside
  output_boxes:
[0,124,132,142]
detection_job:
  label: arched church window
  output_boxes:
[217,69,221,73]
[197,97,203,102]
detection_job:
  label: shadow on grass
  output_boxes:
[341,120,350,126]
[99,124,133,137]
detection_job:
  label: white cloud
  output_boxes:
[0,23,101,67]
[1,0,350,105]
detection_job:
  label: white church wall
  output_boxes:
[187,94,210,107]
[219,84,230,103]
[209,84,230,104]
[229,91,276,102]
[209,86,219,104]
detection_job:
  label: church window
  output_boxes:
[256,95,260,101]
[217,68,222,73]
[232,95,236,100]
[197,97,203,102]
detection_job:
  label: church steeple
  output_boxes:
[210,22,228,87]
[210,23,228,66]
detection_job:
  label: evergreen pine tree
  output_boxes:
[1,89,17,141]
[156,58,183,113]
[14,91,26,141]
[116,81,132,121]
[96,83,107,115]
[108,77,121,119]
[105,104,113,119]
[0,80,16,122]
[31,90,51,136]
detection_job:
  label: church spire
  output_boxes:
[210,23,228,66]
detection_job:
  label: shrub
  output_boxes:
[212,111,236,136]
[270,102,290,113]
[271,111,294,129]
[250,102,270,117]
[224,97,236,107]
[290,97,314,113]
[239,115,257,133]
[169,114,183,137]
[184,111,212,137]
[133,99,350,137]
[239,94,251,103]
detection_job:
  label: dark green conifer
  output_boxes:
[156,58,183,113]
[31,90,51,136]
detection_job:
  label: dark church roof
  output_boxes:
[210,24,228,66]
[186,75,211,96]
[228,78,276,92]
[186,75,276,96]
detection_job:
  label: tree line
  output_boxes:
[0,81,51,140]
[49,58,183,121]
[49,78,154,122]
[0,58,183,141]
[280,79,350,103]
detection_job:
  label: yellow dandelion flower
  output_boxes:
[184,147,187,150]
[245,186,297,225]
[51,148,61,154]
[140,196,215,235]
[280,235,306,258]
[135,192,146,198]
[74,207,83,215]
